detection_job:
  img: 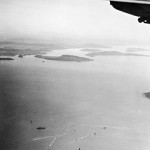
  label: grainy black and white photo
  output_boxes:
[1,0,150,150]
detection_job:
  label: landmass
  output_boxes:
[86,51,150,57]
[143,92,150,99]
[81,48,101,52]
[0,40,66,50]
[0,48,48,56]
[0,57,14,60]
[82,44,110,48]
[35,55,93,62]
[127,48,149,52]
[18,54,23,58]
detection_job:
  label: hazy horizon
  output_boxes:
[0,0,150,45]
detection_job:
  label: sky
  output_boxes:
[0,0,150,44]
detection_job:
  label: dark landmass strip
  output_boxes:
[127,48,149,52]
[35,55,93,62]
[143,92,150,99]
[0,48,48,56]
[81,48,101,52]
[0,58,14,60]
[86,51,150,57]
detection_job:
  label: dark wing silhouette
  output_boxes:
[109,0,150,23]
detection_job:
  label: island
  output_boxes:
[143,92,150,99]
[0,58,14,60]
[86,51,150,57]
[35,55,93,62]
[18,54,23,58]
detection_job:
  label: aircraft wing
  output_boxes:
[109,0,150,23]
[110,0,150,4]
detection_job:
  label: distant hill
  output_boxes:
[86,51,150,57]
[0,37,110,50]
[0,41,66,50]
[0,48,48,56]
[127,48,149,52]
[82,44,110,48]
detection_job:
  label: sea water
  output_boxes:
[1,46,150,150]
